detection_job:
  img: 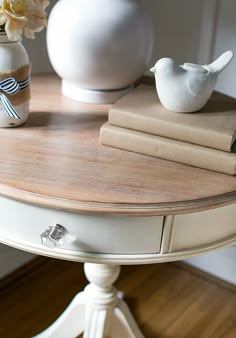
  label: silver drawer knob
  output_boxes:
[41,224,65,249]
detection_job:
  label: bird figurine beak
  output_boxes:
[150,67,155,73]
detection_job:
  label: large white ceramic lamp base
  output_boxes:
[34,263,144,338]
[47,0,154,105]
[62,81,134,105]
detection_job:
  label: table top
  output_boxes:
[0,75,236,216]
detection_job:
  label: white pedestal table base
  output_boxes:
[33,263,144,338]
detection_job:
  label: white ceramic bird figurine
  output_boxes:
[150,51,234,113]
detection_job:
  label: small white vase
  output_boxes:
[47,0,154,104]
[0,33,30,128]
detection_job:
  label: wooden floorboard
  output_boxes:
[0,258,235,338]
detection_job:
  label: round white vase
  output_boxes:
[0,33,30,128]
[47,0,154,104]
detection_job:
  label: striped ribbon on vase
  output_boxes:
[0,76,31,119]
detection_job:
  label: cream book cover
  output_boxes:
[109,85,236,152]
[100,123,236,175]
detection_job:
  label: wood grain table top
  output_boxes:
[0,75,236,216]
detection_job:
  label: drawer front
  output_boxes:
[170,204,236,252]
[0,196,164,255]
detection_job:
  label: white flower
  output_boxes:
[0,0,50,40]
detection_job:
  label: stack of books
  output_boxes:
[100,85,236,175]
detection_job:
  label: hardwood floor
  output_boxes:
[0,257,235,338]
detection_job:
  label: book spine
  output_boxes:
[109,109,233,152]
[100,124,236,176]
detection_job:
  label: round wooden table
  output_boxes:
[0,76,236,338]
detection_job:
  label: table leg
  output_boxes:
[33,263,144,338]
[33,292,86,338]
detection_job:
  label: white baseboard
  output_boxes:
[185,245,236,285]
[0,244,35,280]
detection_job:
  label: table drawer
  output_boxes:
[170,204,236,252]
[0,196,164,255]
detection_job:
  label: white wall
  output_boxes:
[145,0,204,65]
[185,0,236,284]
[22,0,57,73]
[211,0,236,98]
[1,0,236,284]
[0,245,34,280]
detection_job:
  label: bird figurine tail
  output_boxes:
[206,50,233,73]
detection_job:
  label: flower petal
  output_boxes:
[5,15,24,40]
[0,0,49,39]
